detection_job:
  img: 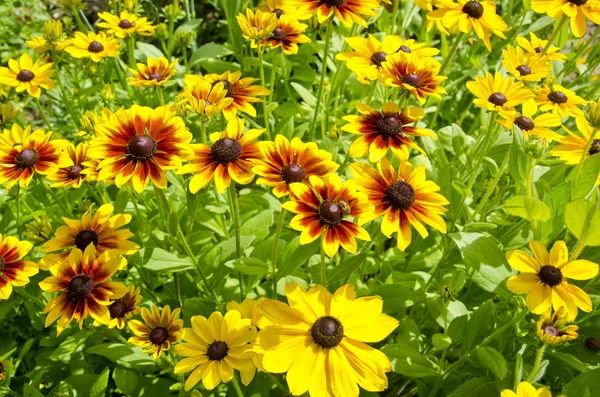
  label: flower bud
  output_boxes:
[101,84,116,101]
[155,23,168,40]
[587,98,600,129]
[24,215,53,244]
[43,20,63,40]
[0,102,20,125]
[523,135,549,159]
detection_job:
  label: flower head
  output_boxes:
[466,72,534,112]
[96,285,142,329]
[291,0,380,27]
[536,308,578,345]
[516,32,566,62]
[65,31,121,62]
[128,305,183,358]
[0,360,7,380]
[498,100,562,141]
[128,56,177,88]
[502,45,552,82]
[532,0,600,37]
[237,8,279,45]
[257,0,312,19]
[0,53,55,98]
[501,382,552,397]
[97,11,156,38]
[263,15,311,55]
[177,75,234,117]
[533,84,586,118]
[551,117,600,184]
[46,142,93,188]
[0,234,38,300]
[203,71,270,119]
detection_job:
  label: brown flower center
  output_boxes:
[272,28,286,41]
[399,45,412,53]
[207,341,229,360]
[68,275,94,301]
[118,19,134,29]
[588,139,600,155]
[370,51,388,66]
[548,91,567,104]
[88,41,105,53]
[149,72,163,82]
[515,116,534,131]
[538,265,563,286]
[534,46,544,53]
[128,135,156,160]
[462,1,484,18]
[402,73,421,87]
[324,0,347,5]
[281,164,305,183]
[376,116,401,137]
[318,200,342,225]
[384,181,415,211]
[15,149,39,168]
[213,79,234,97]
[516,65,531,76]
[488,92,507,106]
[109,301,129,319]
[273,8,284,18]
[568,0,587,5]
[543,325,559,336]
[150,327,169,345]
[211,138,242,164]
[17,69,35,82]
[68,164,84,179]
[311,316,344,348]
[74,229,99,251]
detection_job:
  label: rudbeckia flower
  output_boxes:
[381,52,447,104]
[65,31,121,63]
[173,310,258,391]
[237,8,279,46]
[39,245,128,336]
[497,100,562,141]
[501,382,552,397]
[515,32,566,62]
[419,0,451,34]
[290,0,380,27]
[128,305,183,358]
[40,204,139,270]
[466,72,535,112]
[257,283,398,397]
[0,234,38,300]
[551,117,600,184]
[506,240,599,320]
[46,142,92,188]
[203,70,270,119]
[282,174,374,257]
[0,360,7,380]
[177,75,234,117]
[262,15,311,55]
[342,102,437,162]
[252,134,339,198]
[88,105,193,193]
[97,10,156,38]
[0,124,71,190]
[257,0,312,19]
[502,45,552,82]
[177,117,263,193]
[350,158,448,251]
[127,56,178,88]
[0,53,55,98]
[533,84,586,118]
[536,308,578,345]
[95,285,142,329]
[532,0,600,37]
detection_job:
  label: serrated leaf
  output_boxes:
[504,196,551,221]
[475,346,507,379]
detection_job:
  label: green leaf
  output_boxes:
[51,332,87,361]
[447,378,498,397]
[522,15,554,34]
[140,248,194,272]
[504,196,551,221]
[509,127,529,186]
[381,343,438,377]
[201,236,255,270]
[475,346,507,379]
[291,82,316,107]
[564,368,600,397]
[462,300,495,354]
[168,211,179,236]
[89,368,109,397]
[568,154,600,200]
[174,19,202,34]
[538,182,571,243]
[135,42,164,59]
[87,343,157,371]
[372,284,426,313]
[23,384,45,397]
[450,233,515,292]
[327,253,367,284]
[189,43,233,66]
[240,209,274,242]
[276,238,320,279]
[225,257,269,276]
[565,199,600,246]
[113,366,138,395]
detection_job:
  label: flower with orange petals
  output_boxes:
[128,305,183,359]
[291,0,380,27]
[203,71,270,119]
[0,234,38,300]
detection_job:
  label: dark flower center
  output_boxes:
[370,51,388,66]
[516,65,531,76]
[384,181,415,211]
[399,45,412,53]
[213,79,234,97]
[128,135,156,160]
[15,149,39,168]
[568,0,587,5]
[150,327,169,345]
[118,19,134,29]
[323,0,348,5]
[515,116,535,131]
[281,163,305,183]
[273,8,284,18]
[548,91,567,104]
[311,316,344,348]
[74,229,99,251]
[68,275,94,301]
[462,1,484,18]
[109,301,129,319]
[402,73,421,87]
[534,46,544,53]
[17,69,35,82]
[376,116,401,137]
[318,200,342,225]
[538,265,563,286]
[207,341,229,360]
[543,325,559,336]
[588,139,600,155]
[211,138,242,164]
[68,164,84,179]
[149,72,163,82]
[272,28,286,41]
[488,92,507,106]
[88,41,105,53]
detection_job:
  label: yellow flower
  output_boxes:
[257,283,398,397]
[291,0,380,27]
[501,382,552,397]
[65,31,121,62]
[536,308,578,345]
[532,0,600,38]
[0,360,7,381]
[95,285,142,329]
[97,11,156,38]
[173,310,258,391]
[203,71,270,119]
[262,15,311,55]
[100,84,115,101]
[516,32,566,62]
[0,234,38,300]
[533,84,586,118]
[45,142,92,188]
[128,305,183,359]
[43,20,63,40]
[466,72,534,112]
[0,102,20,125]
[257,0,312,19]
[588,97,600,128]
[497,100,562,141]
[177,75,234,117]
[237,8,278,46]
[0,53,55,98]
[127,56,177,88]
[506,240,599,320]
[502,45,552,82]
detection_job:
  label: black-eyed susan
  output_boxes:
[533,84,586,118]
[127,56,177,88]
[350,158,448,251]
[281,174,373,257]
[263,15,311,55]
[97,11,156,38]
[0,234,38,300]
[536,308,578,345]
[420,0,451,34]
[0,53,55,98]
[0,124,70,190]
[203,71,270,119]
[0,360,7,380]
[506,240,599,320]
[501,382,552,397]
[128,305,183,359]
[532,0,600,37]
[40,204,139,270]
[46,142,92,188]
[39,245,128,336]
[428,0,510,51]
[177,75,233,117]
[381,52,446,104]
[291,0,380,27]
[497,101,562,141]
[252,134,339,198]
[466,72,535,112]
[257,0,312,19]
[65,31,121,63]
[516,32,566,62]
[551,117,600,183]
[257,283,398,397]
[96,285,142,329]
[88,105,193,193]
[237,8,279,46]
[342,102,436,162]
[173,310,257,391]
[502,45,552,82]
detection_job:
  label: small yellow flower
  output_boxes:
[516,32,566,62]
[100,84,115,101]
[532,0,600,38]
[0,234,38,300]
[65,31,121,62]
[588,97,600,129]
[501,382,552,397]
[128,305,183,359]
[95,285,142,329]
[43,20,63,39]
[0,53,55,98]
[466,72,534,112]
[262,15,311,55]
[97,11,156,38]
[177,75,234,117]
[536,308,578,345]
[127,56,177,88]
[498,100,562,141]
[257,0,312,19]
[237,8,278,46]
[533,84,586,118]
[502,45,552,82]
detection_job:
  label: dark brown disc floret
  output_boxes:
[128,135,156,160]
[384,181,415,211]
[281,164,305,183]
[68,275,94,301]
[318,200,342,225]
[311,316,344,348]
[88,41,105,53]
[211,138,242,164]
[150,327,169,345]
[462,1,484,18]
[17,70,35,82]
[538,265,563,286]
[74,229,99,251]
[15,149,39,168]
[207,341,229,360]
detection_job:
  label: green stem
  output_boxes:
[199,117,207,144]
[271,207,286,298]
[389,0,400,35]
[365,80,377,103]
[34,98,51,128]
[71,5,87,32]
[526,157,538,237]
[570,241,585,261]
[527,344,546,383]
[467,115,497,189]
[50,53,80,129]
[256,44,270,138]
[166,2,177,58]
[543,15,568,53]
[14,287,45,309]
[309,18,334,142]
[16,186,22,239]
[267,373,293,396]
[557,27,600,77]
[439,32,464,75]
[174,273,182,308]
[156,86,165,106]
[229,184,244,300]
[319,242,327,287]
[231,374,245,397]
[126,36,136,68]
[40,179,73,217]
[268,47,280,104]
